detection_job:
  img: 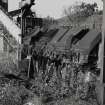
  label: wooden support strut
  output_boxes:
[99,0,105,105]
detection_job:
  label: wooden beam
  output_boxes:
[99,0,105,104]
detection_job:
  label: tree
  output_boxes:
[63,2,98,26]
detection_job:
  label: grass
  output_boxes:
[0,54,18,74]
[0,52,99,105]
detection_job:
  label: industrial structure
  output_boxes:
[0,0,104,104]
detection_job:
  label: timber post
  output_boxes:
[99,0,105,104]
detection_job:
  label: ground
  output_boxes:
[0,53,99,105]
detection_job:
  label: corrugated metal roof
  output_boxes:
[50,28,69,43]
[49,27,84,53]
[39,29,58,44]
[59,27,83,44]
[44,29,58,38]
[74,29,101,54]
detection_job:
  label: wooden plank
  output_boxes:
[98,0,105,104]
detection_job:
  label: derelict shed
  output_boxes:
[39,29,58,43]
[44,29,58,38]
[56,27,86,50]
[49,27,85,54]
[71,28,89,45]
[50,28,69,44]
[74,29,101,64]
[59,27,84,44]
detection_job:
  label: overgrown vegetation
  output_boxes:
[63,2,102,26]
[0,56,99,105]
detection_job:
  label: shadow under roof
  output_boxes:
[59,27,83,44]
[50,28,69,44]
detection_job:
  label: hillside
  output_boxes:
[57,16,71,26]
[56,14,102,29]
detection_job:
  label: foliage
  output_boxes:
[63,2,98,26]
[0,56,18,75]
[0,54,99,105]
[0,84,22,105]
[0,77,35,105]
